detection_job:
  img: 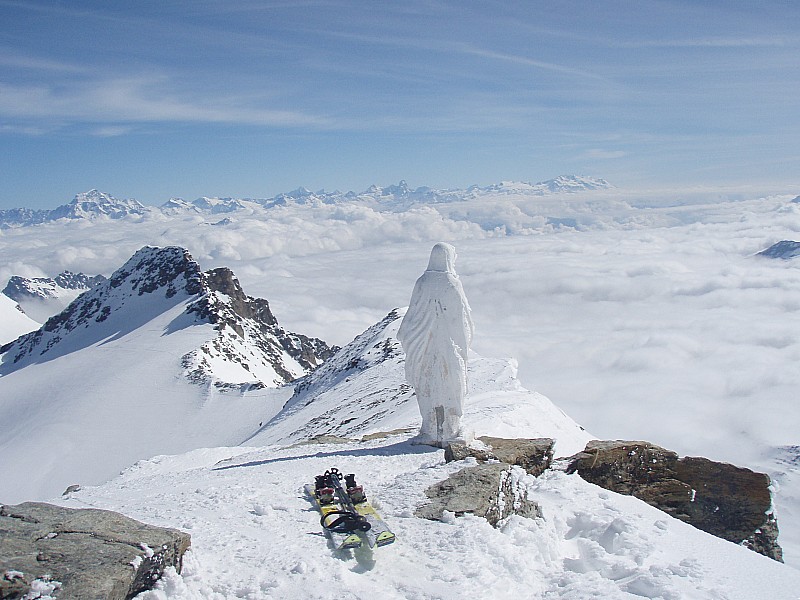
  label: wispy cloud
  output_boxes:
[0,76,329,129]
[614,36,795,49]
[457,46,607,81]
[583,149,627,160]
[0,51,89,73]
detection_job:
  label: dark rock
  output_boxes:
[0,502,190,600]
[445,437,554,476]
[567,440,782,561]
[416,463,542,526]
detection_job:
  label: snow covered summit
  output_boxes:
[49,189,150,220]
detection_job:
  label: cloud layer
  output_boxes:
[2,188,798,473]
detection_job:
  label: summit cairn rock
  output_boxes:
[445,436,555,476]
[567,440,783,562]
[0,502,190,600]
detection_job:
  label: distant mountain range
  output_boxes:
[0,176,613,227]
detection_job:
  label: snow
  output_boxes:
[0,293,39,345]
[56,435,800,600]
[0,293,291,503]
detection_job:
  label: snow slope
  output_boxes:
[0,247,332,503]
[0,293,39,345]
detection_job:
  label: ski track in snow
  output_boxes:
[59,436,800,600]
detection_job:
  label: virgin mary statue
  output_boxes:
[397,242,474,446]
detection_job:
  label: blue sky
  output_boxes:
[1,0,798,208]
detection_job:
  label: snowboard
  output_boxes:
[307,468,395,550]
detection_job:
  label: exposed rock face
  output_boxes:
[758,240,800,260]
[0,246,335,388]
[567,440,782,562]
[416,464,541,526]
[445,437,554,476]
[0,502,190,600]
[183,267,337,387]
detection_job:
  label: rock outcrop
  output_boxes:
[757,240,800,260]
[0,502,190,600]
[567,440,782,561]
[415,463,541,526]
[445,436,554,476]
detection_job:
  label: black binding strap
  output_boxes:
[321,509,371,533]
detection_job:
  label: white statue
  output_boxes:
[397,242,474,446]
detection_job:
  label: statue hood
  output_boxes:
[426,242,457,273]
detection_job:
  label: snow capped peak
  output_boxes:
[536,174,613,193]
[72,188,115,204]
[49,190,149,220]
[1,246,204,369]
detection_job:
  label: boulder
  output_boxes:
[444,436,554,476]
[0,502,190,600]
[567,440,782,562]
[416,463,542,526]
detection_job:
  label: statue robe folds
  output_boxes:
[397,242,474,446]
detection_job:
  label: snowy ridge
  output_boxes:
[1,247,333,387]
[247,309,415,444]
[246,308,591,457]
[2,270,107,323]
[1,246,205,370]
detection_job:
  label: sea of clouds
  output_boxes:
[1,188,799,472]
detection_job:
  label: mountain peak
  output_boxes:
[49,190,149,220]
[535,175,613,193]
[1,246,336,390]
